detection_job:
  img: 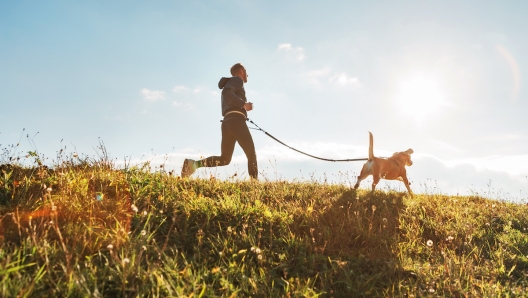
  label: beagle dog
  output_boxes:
[354,132,414,195]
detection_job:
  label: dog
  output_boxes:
[353,132,414,195]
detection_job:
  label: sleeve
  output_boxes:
[222,78,246,109]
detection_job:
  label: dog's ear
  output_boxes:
[405,149,414,155]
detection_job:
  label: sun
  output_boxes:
[395,76,446,124]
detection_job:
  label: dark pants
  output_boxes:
[200,116,258,179]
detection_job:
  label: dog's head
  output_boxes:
[392,149,414,166]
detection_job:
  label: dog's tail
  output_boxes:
[368,131,374,161]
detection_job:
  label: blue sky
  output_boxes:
[1,1,528,200]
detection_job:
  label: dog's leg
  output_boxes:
[371,175,380,192]
[353,168,369,190]
[353,177,363,189]
[401,175,413,196]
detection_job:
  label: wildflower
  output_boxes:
[446,236,454,242]
[257,255,263,260]
[428,288,435,293]
[46,187,52,193]
[372,205,376,212]
[131,204,138,213]
[255,248,261,254]
[141,230,147,236]
[426,240,433,247]
[73,153,78,158]
[356,196,359,200]
[107,244,114,250]
[382,218,388,223]
[142,246,147,251]
[123,258,130,264]
[143,210,147,216]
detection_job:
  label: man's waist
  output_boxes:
[223,110,247,119]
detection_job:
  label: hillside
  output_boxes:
[1,156,528,297]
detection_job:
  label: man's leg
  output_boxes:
[200,121,237,167]
[181,121,237,177]
[230,120,258,179]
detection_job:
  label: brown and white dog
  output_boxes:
[353,132,414,195]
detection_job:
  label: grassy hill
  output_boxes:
[1,154,528,297]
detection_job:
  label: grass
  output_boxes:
[1,146,528,297]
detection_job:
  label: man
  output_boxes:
[181,63,258,179]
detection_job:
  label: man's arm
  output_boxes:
[222,78,246,109]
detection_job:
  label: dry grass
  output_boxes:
[1,147,528,297]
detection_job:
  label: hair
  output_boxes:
[230,63,245,76]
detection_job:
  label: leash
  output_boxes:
[246,118,368,162]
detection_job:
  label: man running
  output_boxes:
[181,63,258,179]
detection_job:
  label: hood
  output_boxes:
[218,77,232,89]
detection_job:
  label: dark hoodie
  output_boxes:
[218,76,247,117]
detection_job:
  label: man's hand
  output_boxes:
[243,102,253,111]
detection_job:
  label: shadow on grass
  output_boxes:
[287,188,410,296]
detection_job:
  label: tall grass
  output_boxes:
[1,147,528,297]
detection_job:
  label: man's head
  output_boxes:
[230,63,248,83]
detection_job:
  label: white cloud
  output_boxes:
[277,44,292,51]
[443,155,528,176]
[411,155,528,200]
[141,88,166,101]
[277,43,306,61]
[303,68,360,89]
[172,102,193,108]
[303,67,331,86]
[173,85,189,92]
[173,85,206,95]
[329,73,360,86]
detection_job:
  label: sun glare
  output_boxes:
[396,76,446,124]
